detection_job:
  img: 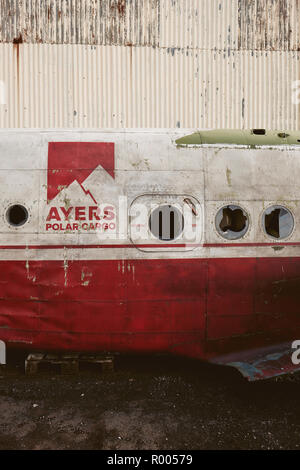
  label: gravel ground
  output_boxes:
[0,351,299,450]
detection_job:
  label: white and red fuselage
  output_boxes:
[0,129,300,379]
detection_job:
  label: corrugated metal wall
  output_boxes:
[0,0,299,129]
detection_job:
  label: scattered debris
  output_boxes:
[25,352,114,376]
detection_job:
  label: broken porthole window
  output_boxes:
[149,205,184,241]
[6,204,29,227]
[263,205,294,239]
[215,205,249,240]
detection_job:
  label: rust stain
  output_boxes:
[12,34,23,45]
[110,0,126,17]
[238,0,296,51]
[118,0,126,16]
[81,269,93,287]
[13,39,21,127]
[0,1,160,47]
[226,168,232,187]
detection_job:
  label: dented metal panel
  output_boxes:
[210,342,300,381]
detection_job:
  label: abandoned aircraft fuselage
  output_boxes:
[1,128,300,380]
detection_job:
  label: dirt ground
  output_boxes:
[0,351,299,450]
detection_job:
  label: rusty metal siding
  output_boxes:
[0,0,299,129]
[159,0,240,51]
[0,0,238,49]
[238,0,300,51]
[1,0,299,50]
[0,0,161,46]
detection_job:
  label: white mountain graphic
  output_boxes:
[49,179,97,207]
[49,164,121,208]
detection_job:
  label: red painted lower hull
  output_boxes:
[0,257,300,359]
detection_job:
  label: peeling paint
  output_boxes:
[63,196,71,210]
[0,2,299,128]
[210,342,300,381]
[63,258,68,287]
[0,0,161,46]
[81,268,92,286]
[25,259,36,282]
[226,168,232,187]
[238,0,299,51]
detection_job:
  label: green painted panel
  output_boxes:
[176,130,300,147]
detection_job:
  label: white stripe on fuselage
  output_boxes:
[0,245,298,261]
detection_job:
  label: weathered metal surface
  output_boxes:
[0,45,299,128]
[0,0,161,46]
[210,342,300,381]
[0,1,299,128]
[0,130,299,381]
[1,0,299,50]
[238,0,300,51]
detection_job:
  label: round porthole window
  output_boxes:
[149,205,184,241]
[262,205,294,239]
[215,204,249,240]
[6,204,29,227]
